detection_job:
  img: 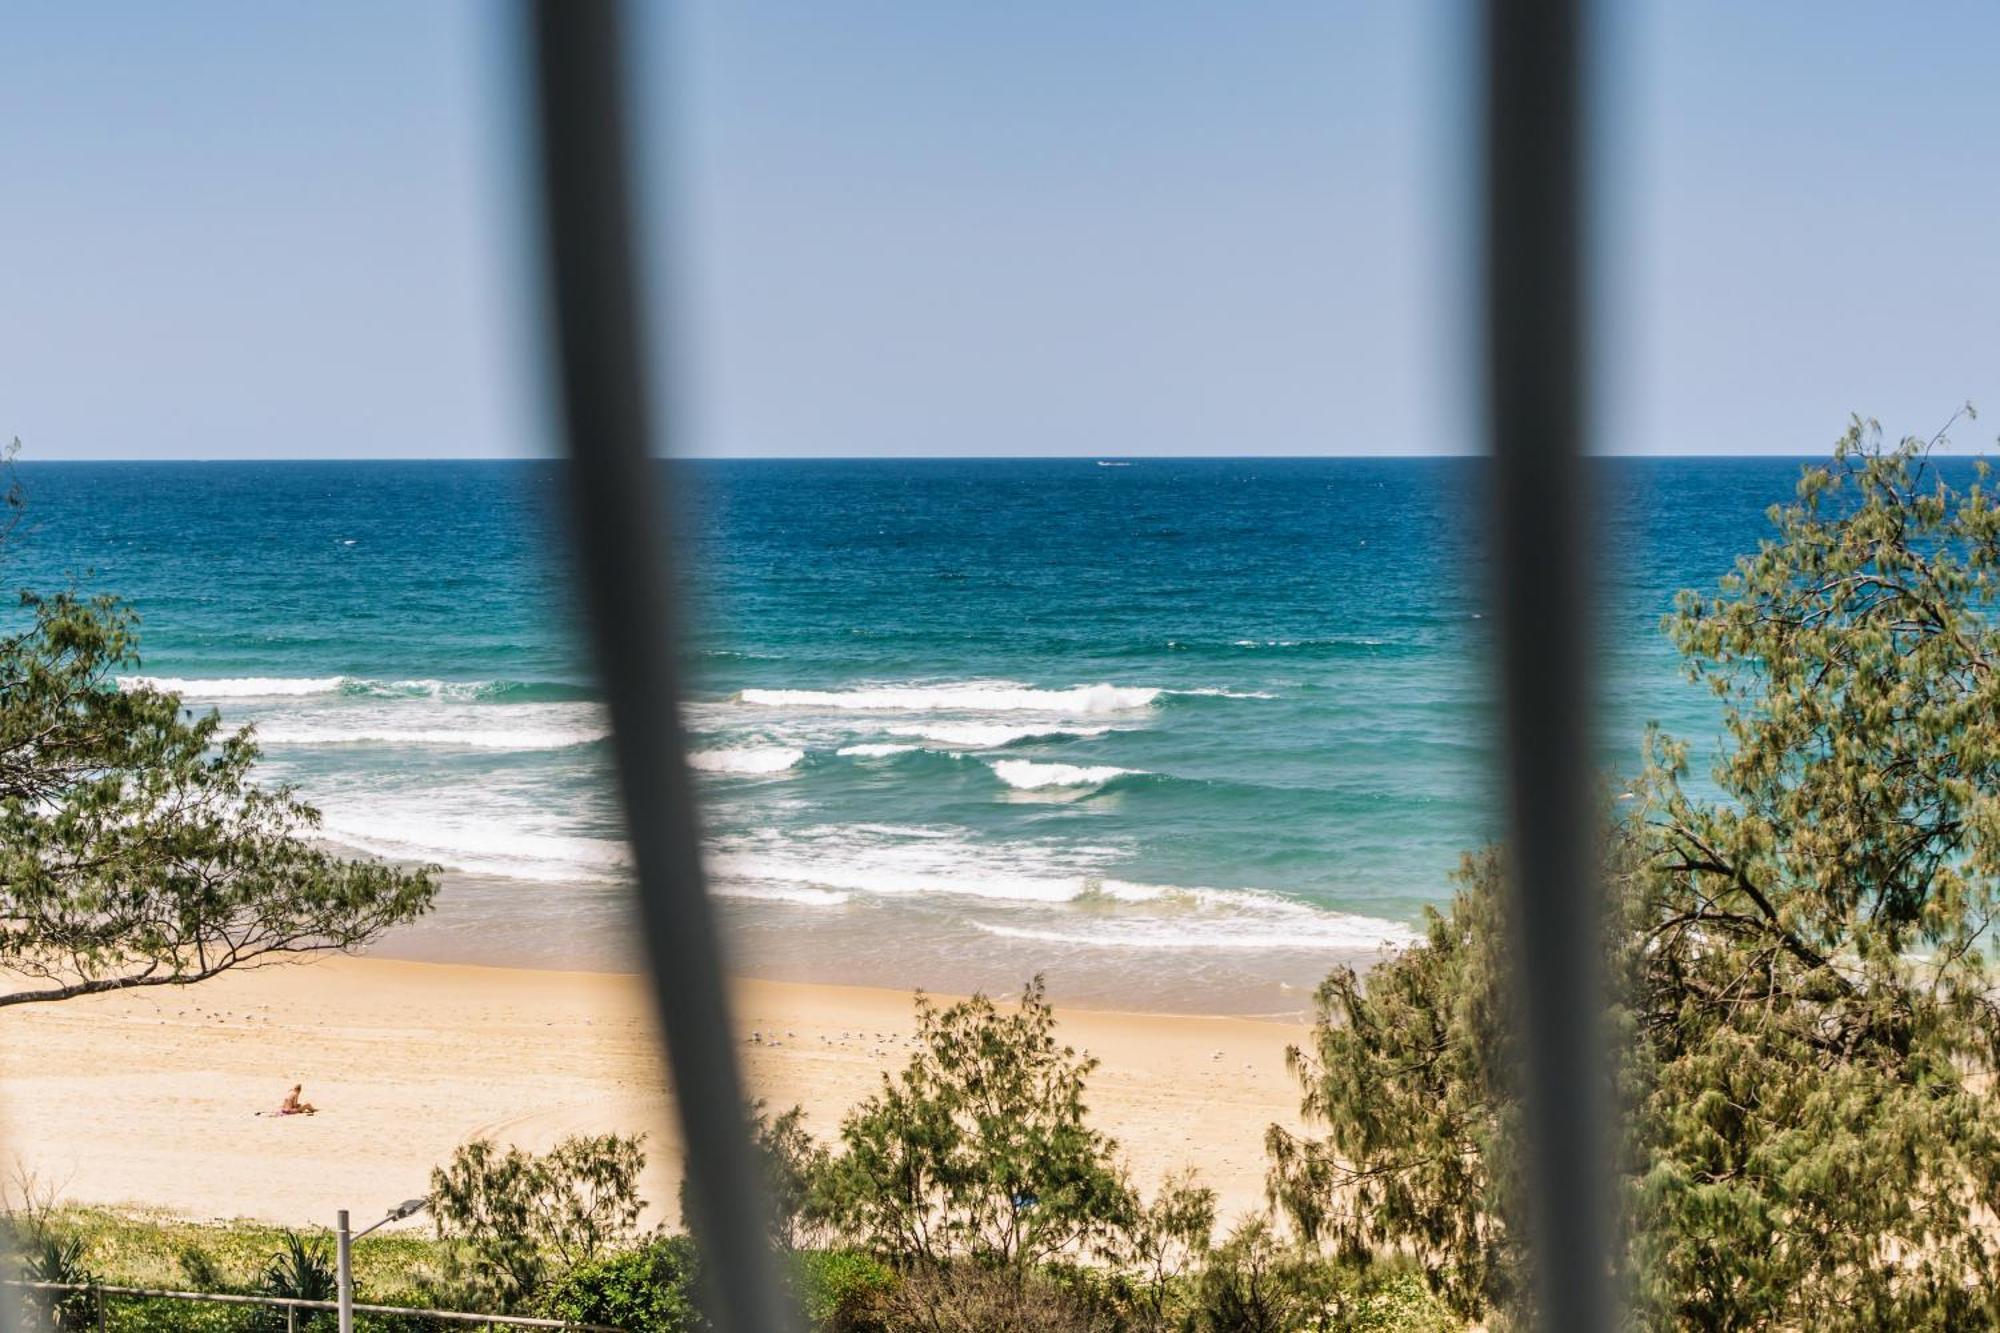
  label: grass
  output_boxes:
[46,1206,442,1302]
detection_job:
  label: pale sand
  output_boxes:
[0,957,1311,1232]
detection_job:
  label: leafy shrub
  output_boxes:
[536,1234,703,1333]
[1180,1219,1454,1333]
[1116,1169,1215,1326]
[257,1230,337,1330]
[428,1132,648,1310]
[792,1249,895,1332]
[862,1259,1108,1333]
[177,1244,228,1293]
[18,1228,97,1330]
[679,1102,828,1254]
[1187,1218,1323,1333]
[814,976,1134,1277]
[103,1297,252,1332]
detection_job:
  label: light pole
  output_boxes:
[336,1197,428,1333]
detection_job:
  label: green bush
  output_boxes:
[429,1131,648,1311]
[814,977,1134,1275]
[15,1227,98,1331]
[102,1297,252,1332]
[861,1259,1109,1333]
[254,1230,338,1330]
[537,1234,704,1333]
[793,1249,895,1332]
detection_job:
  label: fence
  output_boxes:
[4,1280,622,1332]
[0,3,1607,1331]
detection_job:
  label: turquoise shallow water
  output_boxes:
[3,456,1908,1010]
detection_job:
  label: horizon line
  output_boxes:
[6,452,1903,464]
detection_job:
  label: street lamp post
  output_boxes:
[336,1198,429,1333]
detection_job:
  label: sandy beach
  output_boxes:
[0,956,1311,1232]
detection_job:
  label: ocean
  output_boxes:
[6,457,1866,1011]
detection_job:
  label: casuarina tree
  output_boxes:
[0,447,436,1005]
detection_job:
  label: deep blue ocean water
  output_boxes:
[1,457,1893,1009]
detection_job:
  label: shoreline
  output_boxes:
[370,868,1386,1020]
[0,954,1313,1232]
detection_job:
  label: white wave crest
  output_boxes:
[258,723,605,752]
[970,911,1414,952]
[988,760,1136,790]
[884,721,1115,748]
[317,811,630,885]
[117,674,540,702]
[703,828,1418,952]
[1177,687,1277,700]
[707,847,1094,904]
[688,746,805,775]
[120,675,346,698]
[739,681,1162,715]
[710,883,851,908]
[347,678,513,700]
[836,743,924,758]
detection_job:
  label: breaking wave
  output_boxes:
[687,746,805,775]
[738,681,1163,714]
[988,760,1137,791]
[120,675,590,703]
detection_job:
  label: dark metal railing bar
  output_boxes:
[2,1280,621,1331]
[1482,0,1612,1329]
[522,3,799,1331]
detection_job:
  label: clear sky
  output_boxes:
[1,2,1995,460]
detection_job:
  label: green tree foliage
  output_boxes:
[1268,419,2000,1328]
[428,1132,648,1311]
[754,1103,833,1253]
[791,1248,896,1332]
[0,528,436,1005]
[680,1101,829,1254]
[1182,1217,1453,1333]
[1264,848,1522,1318]
[1116,1168,1216,1327]
[538,1233,705,1333]
[813,977,1136,1282]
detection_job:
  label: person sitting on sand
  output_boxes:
[276,1084,317,1116]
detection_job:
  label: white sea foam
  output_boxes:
[350,678,518,700]
[884,721,1116,748]
[705,828,1117,904]
[707,848,1093,904]
[259,726,604,752]
[688,746,805,775]
[117,674,545,702]
[845,823,957,839]
[836,743,924,758]
[704,827,1416,951]
[988,760,1136,790]
[970,912,1413,952]
[317,810,630,884]
[120,675,347,698]
[241,697,609,753]
[709,883,851,908]
[739,681,1162,714]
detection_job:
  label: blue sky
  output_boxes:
[1,2,1995,459]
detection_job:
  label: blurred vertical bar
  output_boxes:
[1481,0,1610,1329]
[522,3,799,1331]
